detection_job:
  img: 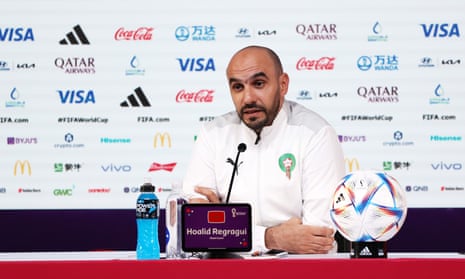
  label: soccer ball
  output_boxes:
[330,170,407,242]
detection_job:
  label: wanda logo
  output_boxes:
[296,57,335,70]
[176,89,214,103]
[114,27,154,40]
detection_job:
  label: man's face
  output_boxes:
[226,49,288,132]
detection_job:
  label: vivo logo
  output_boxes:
[431,162,462,170]
[101,164,132,172]
[420,23,460,38]
[177,58,215,72]
[58,90,95,104]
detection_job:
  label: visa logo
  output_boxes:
[0,27,35,41]
[58,90,96,104]
[177,58,215,72]
[420,23,460,38]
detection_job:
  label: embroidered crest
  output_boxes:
[278,153,296,180]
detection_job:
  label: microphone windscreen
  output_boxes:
[238,143,247,152]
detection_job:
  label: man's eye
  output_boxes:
[254,80,265,87]
[232,84,243,91]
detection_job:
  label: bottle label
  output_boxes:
[136,199,159,219]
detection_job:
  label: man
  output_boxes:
[182,45,345,254]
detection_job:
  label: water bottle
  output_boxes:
[165,182,188,259]
[136,181,160,260]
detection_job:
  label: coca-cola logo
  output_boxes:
[114,27,154,41]
[296,57,335,70]
[176,89,214,103]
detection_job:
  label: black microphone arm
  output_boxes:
[225,143,246,203]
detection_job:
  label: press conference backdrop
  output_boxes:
[0,0,464,250]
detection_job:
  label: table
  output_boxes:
[1,252,464,279]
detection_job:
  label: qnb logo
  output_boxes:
[0,27,34,42]
[14,160,31,176]
[59,25,90,45]
[420,23,460,38]
[405,185,429,192]
[177,58,215,72]
[58,89,95,104]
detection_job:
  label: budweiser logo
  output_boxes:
[296,57,335,70]
[114,27,154,41]
[176,89,214,103]
[148,162,177,172]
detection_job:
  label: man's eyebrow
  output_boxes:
[229,72,268,85]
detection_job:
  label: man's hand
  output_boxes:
[265,217,335,254]
[188,186,221,203]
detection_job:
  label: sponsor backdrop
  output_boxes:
[1,0,464,211]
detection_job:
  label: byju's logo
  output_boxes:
[420,23,460,38]
[120,87,151,107]
[59,25,90,45]
[0,27,34,42]
[57,89,96,104]
[177,58,215,72]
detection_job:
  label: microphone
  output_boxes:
[225,143,247,203]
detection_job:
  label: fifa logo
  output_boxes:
[14,160,32,176]
[153,132,171,148]
[345,158,360,172]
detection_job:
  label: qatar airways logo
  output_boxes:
[114,27,154,41]
[176,89,214,103]
[296,57,335,71]
[296,24,337,40]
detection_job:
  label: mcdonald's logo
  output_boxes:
[14,160,32,176]
[153,132,171,148]
[345,158,360,172]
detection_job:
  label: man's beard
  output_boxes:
[240,104,268,132]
